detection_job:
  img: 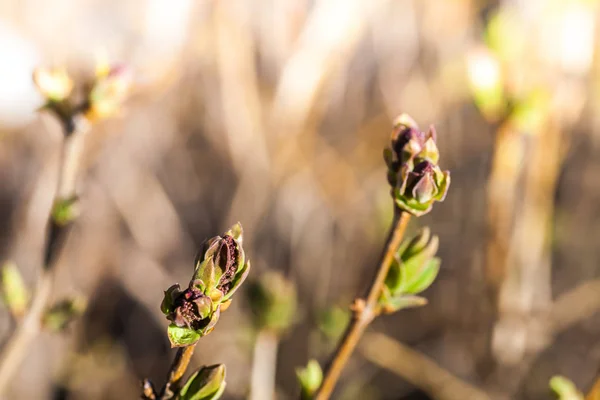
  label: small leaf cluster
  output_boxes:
[32,62,132,129]
[380,227,441,313]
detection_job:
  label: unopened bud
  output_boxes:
[161,223,251,346]
[86,64,132,121]
[296,360,322,400]
[179,364,226,400]
[385,116,450,216]
[192,223,250,302]
[33,67,73,102]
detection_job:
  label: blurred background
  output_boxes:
[1,0,600,399]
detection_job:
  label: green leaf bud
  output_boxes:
[0,262,29,318]
[296,359,322,400]
[179,364,226,400]
[43,295,87,332]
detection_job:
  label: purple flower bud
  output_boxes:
[215,235,239,295]
[385,115,450,216]
[165,287,213,330]
[406,161,437,203]
[391,125,425,163]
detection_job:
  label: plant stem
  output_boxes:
[250,330,279,400]
[587,374,600,400]
[159,344,197,399]
[314,208,411,400]
[0,115,90,395]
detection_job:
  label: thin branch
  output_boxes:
[159,344,197,400]
[249,330,279,400]
[550,279,600,335]
[0,115,90,395]
[360,332,492,400]
[314,209,411,400]
[586,374,600,400]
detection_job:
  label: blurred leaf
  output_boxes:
[167,324,201,348]
[247,271,297,334]
[485,9,526,65]
[180,364,226,400]
[43,296,87,332]
[87,64,132,121]
[509,89,551,134]
[296,359,322,400]
[51,197,80,226]
[32,66,73,102]
[550,376,583,400]
[467,49,507,121]
[0,262,29,317]
[318,306,350,341]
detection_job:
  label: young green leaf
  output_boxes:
[51,197,80,226]
[247,271,297,334]
[401,258,441,295]
[179,364,226,400]
[550,376,583,400]
[167,324,202,348]
[318,306,351,342]
[296,359,323,399]
[0,262,29,317]
[43,296,87,332]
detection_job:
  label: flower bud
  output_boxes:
[166,288,213,329]
[380,228,441,313]
[192,223,250,302]
[86,64,132,121]
[33,66,73,102]
[385,115,450,216]
[179,364,226,400]
[161,223,250,346]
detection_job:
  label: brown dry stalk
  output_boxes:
[0,115,90,395]
[314,209,411,400]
